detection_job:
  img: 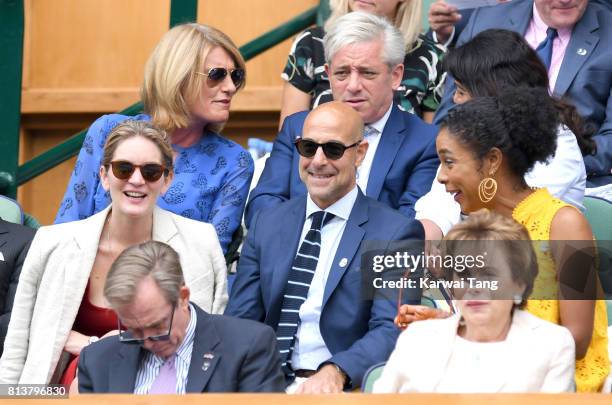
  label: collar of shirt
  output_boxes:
[306,186,358,223]
[366,102,393,135]
[529,3,572,49]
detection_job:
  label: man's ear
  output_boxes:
[179,285,190,308]
[390,63,404,90]
[355,139,369,168]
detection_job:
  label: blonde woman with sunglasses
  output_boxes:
[55,23,253,255]
[0,120,227,385]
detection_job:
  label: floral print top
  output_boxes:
[281,26,446,117]
[55,113,254,254]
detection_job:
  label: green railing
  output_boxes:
[0,0,329,197]
[0,0,25,198]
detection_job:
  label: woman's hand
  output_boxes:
[395,305,451,330]
[64,330,90,356]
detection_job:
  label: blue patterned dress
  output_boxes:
[55,114,254,254]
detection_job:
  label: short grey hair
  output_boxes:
[324,11,405,68]
[104,241,185,308]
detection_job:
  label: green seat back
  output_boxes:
[0,195,23,224]
[362,362,386,393]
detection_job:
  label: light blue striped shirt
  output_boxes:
[134,304,197,394]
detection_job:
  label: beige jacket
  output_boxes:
[0,206,227,384]
[373,310,576,393]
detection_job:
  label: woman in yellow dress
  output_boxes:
[398,86,608,391]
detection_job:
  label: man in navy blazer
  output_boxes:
[226,102,424,393]
[0,219,35,357]
[78,241,284,394]
[245,12,438,228]
[433,0,612,185]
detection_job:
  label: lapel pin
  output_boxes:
[339,258,348,268]
[202,352,214,371]
[577,48,587,56]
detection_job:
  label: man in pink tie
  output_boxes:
[77,241,285,394]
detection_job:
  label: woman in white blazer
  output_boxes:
[374,210,575,393]
[0,121,227,384]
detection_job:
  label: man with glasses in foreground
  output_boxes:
[77,241,285,394]
[226,101,424,393]
[244,11,439,228]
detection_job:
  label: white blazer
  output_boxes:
[373,310,576,393]
[0,206,227,384]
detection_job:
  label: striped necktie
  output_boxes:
[535,27,558,71]
[276,210,335,377]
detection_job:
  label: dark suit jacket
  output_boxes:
[78,304,285,393]
[244,105,439,228]
[0,219,35,357]
[226,191,424,387]
[433,0,612,184]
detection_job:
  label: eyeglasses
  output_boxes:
[294,138,360,160]
[196,67,245,87]
[118,304,176,345]
[110,161,168,182]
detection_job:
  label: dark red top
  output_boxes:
[72,281,118,337]
[60,281,118,385]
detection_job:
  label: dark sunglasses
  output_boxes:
[118,304,175,345]
[110,161,168,182]
[294,137,360,160]
[197,67,245,87]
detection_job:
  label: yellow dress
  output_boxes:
[512,188,609,392]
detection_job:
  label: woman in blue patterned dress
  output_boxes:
[56,23,254,254]
[279,0,445,127]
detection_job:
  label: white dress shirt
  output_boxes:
[415,125,586,235]
[291,186,358,370]
[356,103,393,193]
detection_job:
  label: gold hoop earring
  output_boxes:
[478,177,498,203]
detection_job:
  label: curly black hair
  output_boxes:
[444,29,595,156]
[441,87,560,178]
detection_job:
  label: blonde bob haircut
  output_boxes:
[141,23,246,134]
[324,0,422,51]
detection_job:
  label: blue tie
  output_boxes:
[535,27,558,71]
[276,210,335,378]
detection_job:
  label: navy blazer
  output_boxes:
[227,191,424,387]
[245,105,439,228]
[0,220,35,357]
[434,0,612,185]
[78,304,285,393]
